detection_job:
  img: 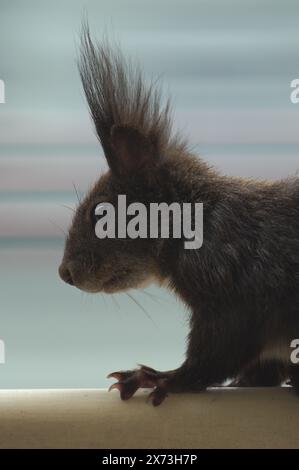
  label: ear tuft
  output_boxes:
[110,125,159,176]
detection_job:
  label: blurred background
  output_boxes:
[0,0,299,388]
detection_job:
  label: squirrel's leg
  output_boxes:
[108,308,263,405]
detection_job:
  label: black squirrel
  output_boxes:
[59,24,299,405]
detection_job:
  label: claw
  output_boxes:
[108,381,136,400]
[108,382,122,392]
[148,388,168,406]
[107,370,135,381]
[107,371,123,380]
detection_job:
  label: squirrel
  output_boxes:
[59,24,299,406]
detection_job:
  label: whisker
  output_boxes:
[80,291,92,309]
[101,293,108,309]
[61,204,76,213]
[126,292,157,327]
[72,182,81,204]
[111,294,120,310]
[48,218,67,236]
[113,295,120,309]
[139,289,163,304]
[140,287,176,306]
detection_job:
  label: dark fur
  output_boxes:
[59,25,299,401]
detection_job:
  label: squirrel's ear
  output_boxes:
[110,125,160,176]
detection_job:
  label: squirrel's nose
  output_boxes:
[59,264,74,286]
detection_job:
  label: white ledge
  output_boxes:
[0,388,298,449]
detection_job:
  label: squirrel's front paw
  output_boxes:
[107,364,169,405]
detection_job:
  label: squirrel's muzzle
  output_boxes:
[59,263,74,286]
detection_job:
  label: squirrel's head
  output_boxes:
[59,26,188,293]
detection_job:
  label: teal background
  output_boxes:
[0,0,299,388]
